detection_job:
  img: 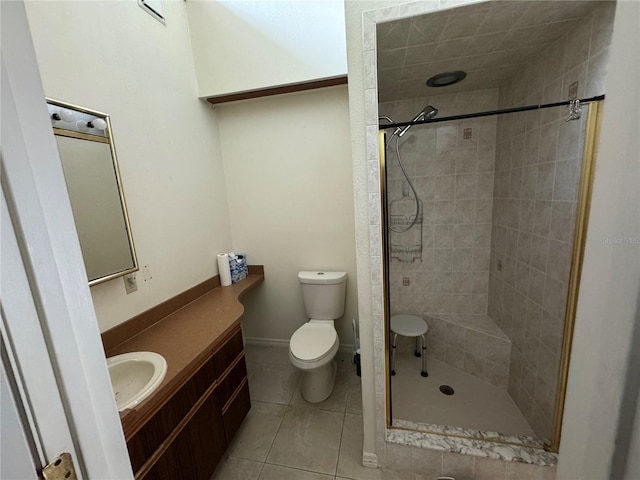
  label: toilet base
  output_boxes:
[301,360,337,403]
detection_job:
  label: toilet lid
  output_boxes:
[290,323,337,361]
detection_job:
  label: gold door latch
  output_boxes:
[42,453,77,480]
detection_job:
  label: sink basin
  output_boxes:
[107,351,167,411]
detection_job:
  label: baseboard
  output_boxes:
[339,343,354,353]
[362,452,379,468]
[244,337,353,353]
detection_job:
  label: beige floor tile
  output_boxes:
[290,369,355,412]
[378,467,416,479]
[259,464,334,479]
[210,456,263,480]
[336,413,373,480]
[247,362,300,405]
[267,405,344,476]
[412,447,443,478]
[506,460,543,480]
[245,344,291,365]
[247,361,256,381]
[226,402,286,462]
[441,451,475,480]
[336,477,412,480]
[392,354,533,436]
[383,443,414,475]
[541,465,557,480]
[337,414,412,480]
[474,456,508,480]
[336,350,358,372]
[346,377,363,415]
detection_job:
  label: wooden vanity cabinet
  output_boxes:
[127,326,250,480]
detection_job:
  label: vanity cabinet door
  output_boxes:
[127,354,217,473]
[144,388,226,480]
[221,378,251,445]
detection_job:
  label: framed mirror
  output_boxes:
[47,99,138,286]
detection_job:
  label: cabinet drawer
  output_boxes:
[222,379,251,445]
[218,355,248,409]
[213,327,243,378]
[127,354,217,473]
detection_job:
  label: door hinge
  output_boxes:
[42,453,78,480]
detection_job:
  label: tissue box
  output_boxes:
[228,253,248,283]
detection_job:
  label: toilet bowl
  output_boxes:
[289,271,347,403]
[289,320,339,403]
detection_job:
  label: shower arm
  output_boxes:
[379,105,438,139]
[378,116,403,144]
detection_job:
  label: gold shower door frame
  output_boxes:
[379,101,604,453]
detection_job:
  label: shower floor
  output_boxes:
[391,352,534,437]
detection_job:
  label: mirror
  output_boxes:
[47,99,138,286]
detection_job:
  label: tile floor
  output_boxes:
[212,344,373,480]
[391,352,534,436]
[212,344,553,480]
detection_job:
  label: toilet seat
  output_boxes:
[289,322,338,367]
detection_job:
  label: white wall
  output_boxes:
[557,0,640,477]
[216,86,358,346]
[24,0,233,332]
[186,0,347,98]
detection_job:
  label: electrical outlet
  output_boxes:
[463,128,473,140]
[402,277,410,286]
[124,274,138,294]
[142,264,153,282]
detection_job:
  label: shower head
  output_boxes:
[423,105,438,120]
[397,105,438,137]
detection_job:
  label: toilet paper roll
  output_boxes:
[217,253,232,286]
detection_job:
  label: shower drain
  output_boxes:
[439,385,455,396]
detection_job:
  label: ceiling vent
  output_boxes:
[138,0,166,25]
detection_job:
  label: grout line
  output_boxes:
[333,410,347,478]
[288,375,302,406]
[261,394,287,467]
[256,460,265,480]
[262,461,339,478]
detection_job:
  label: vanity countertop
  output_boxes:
[103,270,263,438]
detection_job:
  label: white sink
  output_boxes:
[107,351,167,411]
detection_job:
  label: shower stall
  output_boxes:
[375,0,615,454]
[381,94,601,449]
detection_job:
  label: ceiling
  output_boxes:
[376,0,604,102]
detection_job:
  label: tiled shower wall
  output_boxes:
[380,89,498,321]
[488,2,615,441]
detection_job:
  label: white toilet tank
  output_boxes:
[298,271,347,320]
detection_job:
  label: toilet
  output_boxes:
[289,271,347,403]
